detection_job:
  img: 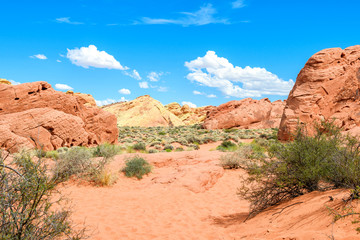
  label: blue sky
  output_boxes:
[1,0,359,107]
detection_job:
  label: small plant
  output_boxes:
[93,170,118,186]
[46,150,59,160]
[92,143,121,159]
[133,142,146,151]
[148,149,158,154]
[216,140,237,152]
[163,144,174,151]
[175,147,184,152]
[122,155,152,179]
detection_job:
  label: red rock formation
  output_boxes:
[278,45,360,140]
[202,98,286,129]
[0,81,118,152]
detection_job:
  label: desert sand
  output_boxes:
[58,142,360,240]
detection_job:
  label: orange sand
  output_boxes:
[58,142,360,240]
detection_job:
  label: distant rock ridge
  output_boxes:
[102,95,184,127]
[278,45,360,140]
[202,98,286,129]
[0,81,118,152]
[165,102,216,125]
[0,78,11,85]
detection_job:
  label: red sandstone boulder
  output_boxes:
[0,81,118,152]
[278,45,360,140]
[202,98,286,129]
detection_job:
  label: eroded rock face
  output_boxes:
[165,102,216,125]
[278,45,360,140]
[202,98,286,129]
[0,78,11,85]
[103,95,184,127]
[66,90,97,107]
[0,81,118,152]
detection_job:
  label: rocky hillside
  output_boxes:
[102,95,184,127]
[203,98,285,129]
[278,45,360,140]
[0,81,118,152]
[165,102,215,125]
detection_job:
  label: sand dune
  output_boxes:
[58,142,360,240]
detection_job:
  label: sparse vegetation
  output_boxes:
[122,155,152,179]
[0,150,87,239]
[237,121,360,219]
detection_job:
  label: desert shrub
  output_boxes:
[186,135,202,144]
[217,140,237,152]
[92,143,121,159]
[56,147,69,154]
[238,121,360,218]
[53,147,93,182]
[150,141,161,147]
[93,170,118,186]
[122,156,152,179]
[148,149,158,154]
[154,144,162,150]
[165,149,172,152]
[52,146,113,184]
[175,147,184,152]
[133,142,146,151]
[163,144,174,151]
[0,150,87,239]
[46,150,59,160]
[188,144,200,150]
[34,148,47,158]
[158,131,166,135]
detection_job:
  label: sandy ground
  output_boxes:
[58,142,360,240]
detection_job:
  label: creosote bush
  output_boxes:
[122,155,152,179]
[238,121,360,218]
[0,150,87,239]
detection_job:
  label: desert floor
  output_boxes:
[59,142,360,240]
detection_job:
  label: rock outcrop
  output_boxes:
[103,95,184,127]
[278,45,360,140]
[0,78,11,85]
[202,98,286,129]
[0,81,118,152]
[66,90,97,107]
[165,102,216,125]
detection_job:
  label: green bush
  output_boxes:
[163,144,174,151]
[148,149,158,154]
[0,150,87,239]
[216,140,237,152]
[175,147,184,152]
[46,150,59,160]
[133,142,146,151]
[122,156,152,179]
[238,121,360,218]
[92,143,121,159]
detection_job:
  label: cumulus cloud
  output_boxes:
[56,17,83,25]
[139,4,228,26]
[182,101,197,108]
[193,90,203,95]
[95,97,128,106]
[67,45,128,70]
[139,81,149,89]
[232,0,246,9]
[30,54,47,60]
[157,86,168,92]
[147,71,163,82]
[124,69,141,80]
[185,51,294,98]
[118,88,131,95]
[9,79,20,85]
[207,94,217,98]
[56,59,62,63]
[193,90,216,98]
[55,83,73,91]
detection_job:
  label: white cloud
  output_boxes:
[193,90,203,95]
[9,79,20,85]
[95,97,128,106]
[56,59,62,63]
[140,4,228,26]
[67,45,128,70]
[124,69,141,80]
[182,101,197,108]
[56,17,83,25]
[147,71,163,82]
[185,51,294,98]
[157,86,168,92]
[118,88,131,95]
[232,0,246,9]
[30,54,47,60]
[207,94,217,98]
[139,81,149,89]
[55,83,73,91]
